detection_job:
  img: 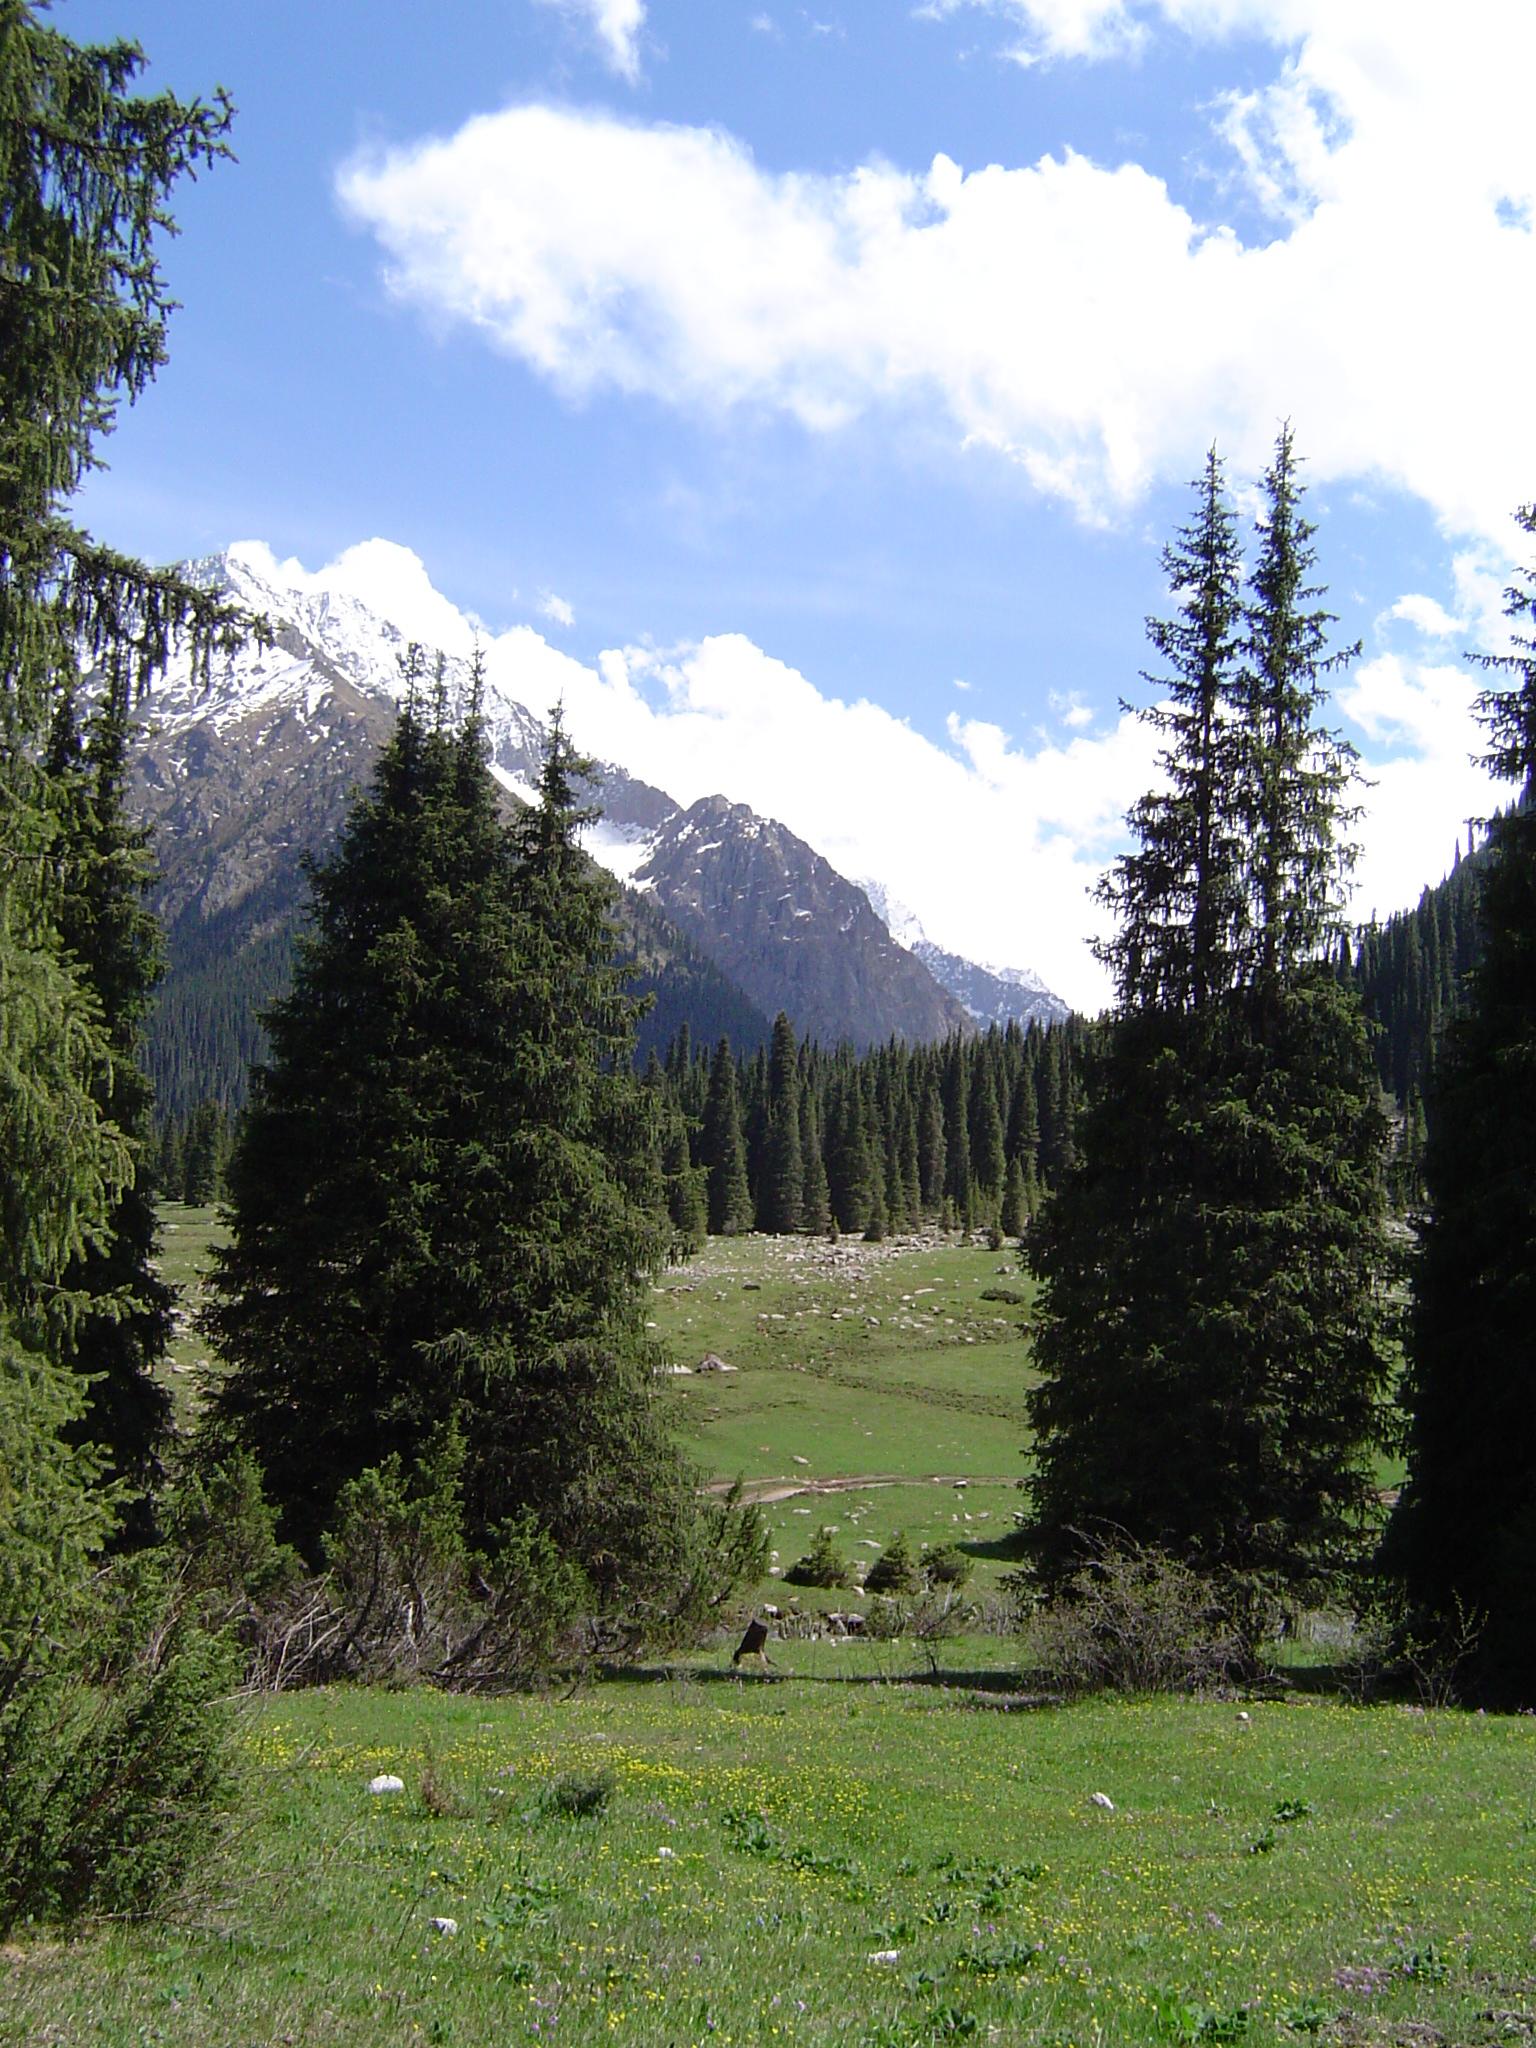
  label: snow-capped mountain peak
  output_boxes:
[860,877,1069,1031]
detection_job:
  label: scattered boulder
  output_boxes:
[1089,1791,1115,1811]
[429,1917,459,1937]
[368,1774,405,1795]
[696,1353,738,1374]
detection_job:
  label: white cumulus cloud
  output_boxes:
[340,2,1536,548]
[532,0,645,81]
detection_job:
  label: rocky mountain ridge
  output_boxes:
[118,548,1068,1111]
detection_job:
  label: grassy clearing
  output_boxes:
[7,1219,1518,2044]
[8,1674,1536,2046]
[154,1202,227,1426]
[652,1234,1036,1605]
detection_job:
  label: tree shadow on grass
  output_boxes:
[956,1527,1029,1563]
[597,1661,1040,1696]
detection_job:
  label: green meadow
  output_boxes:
[8,1220,1527,2046]
[652,1234,1035,1604]
[8,1676,1536,2046]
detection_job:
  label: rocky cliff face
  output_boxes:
[635,797,972,1050]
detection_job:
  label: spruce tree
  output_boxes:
[1099,447,1247,1011]
[180,1100,227,1204]
[204,705,711,1616]
[1000,1155,1028,1239]
[660,1113,708,1254]
[758,1012,803,1234]
[968,1053,1006,1204]
[941,1040,973,1213]
[827,1066,873,1233]
[45,683,172,1524]
[1383,508,1536,1703]
[701,1037,754,1234]
[0,4,238,1927]
[799,1084,831,1235]
[917,1085,947,1213]
[1024,435,1391,1627]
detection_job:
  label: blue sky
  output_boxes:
[64,0,1536,1008]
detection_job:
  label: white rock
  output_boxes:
[429,1917,459,1936]
[657,1846,676,1859]
[1236,1710,1252,1724]
[1090,1791,1115,1811]
[368,1774,406,1795]
[868,1950,902,1966]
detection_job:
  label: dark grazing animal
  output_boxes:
[733,1618,771,1667]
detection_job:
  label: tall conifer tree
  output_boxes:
[701,1038,753,1234]
[0,5,239,1925]
[205,702,706,1611]
[1025,435,1391,1627]
[46,683,172,1525]
[1384,507,1536,1703]
[758,1012,803,1234]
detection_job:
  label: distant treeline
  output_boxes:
[157,1009,1093,1235]
[645,1012,1092,1244]
[147,809,1513,1224]
[1352,835,1486,1104]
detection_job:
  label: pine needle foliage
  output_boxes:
[0,1,239,1929]
[1024,434,1392,1626]
[1384,506,1536,1704]
[203,696,753,1638]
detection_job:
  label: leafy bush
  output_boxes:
[594,1477,769,1658]
[0,1610,237,1934]
[165,1437,765,1688]
[1015,1538,1246,1695]
[785,1526,851,1590]
[157,1450,306,1645]
[296,1435,587,1689]
[537,1769,615,1820]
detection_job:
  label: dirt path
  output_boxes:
[704,1472,1019,1506]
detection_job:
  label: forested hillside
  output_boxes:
[1352,837,1485,1102]
[144,857,775,1121]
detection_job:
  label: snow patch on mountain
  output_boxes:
[582,817,657,886]
[860,880,929,953]
[861,878,1069,1026]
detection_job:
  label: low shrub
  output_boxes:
[538,1769,615,1820]
[1015,1539,1247,1695]
[920,1542,974,1589]
[0,1351,237,1937]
